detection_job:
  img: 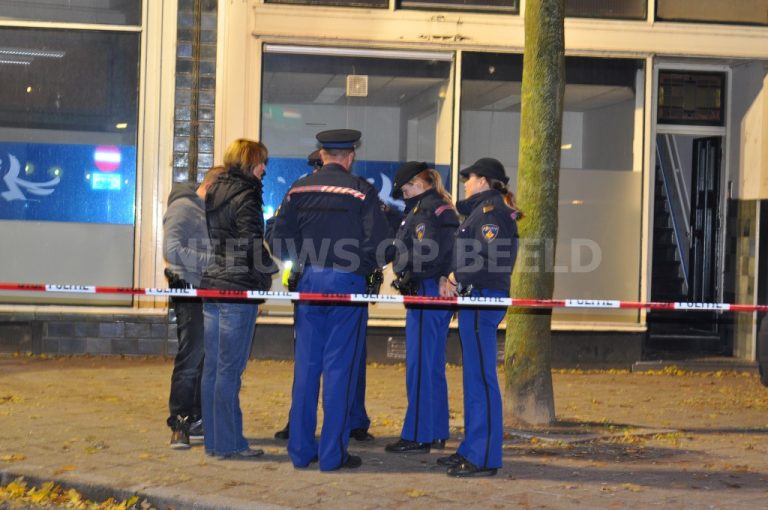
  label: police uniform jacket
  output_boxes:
[394,188,459,281]
[270,163,389,276]
[452,189,519,292]
[200,166,276,291]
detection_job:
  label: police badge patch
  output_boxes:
[415,223,426,241]
[481,224,499,242]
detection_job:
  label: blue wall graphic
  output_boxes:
[0,142,136,225]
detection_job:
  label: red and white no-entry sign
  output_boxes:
[93,145,122,172]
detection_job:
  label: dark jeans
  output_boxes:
[167,296,205,429]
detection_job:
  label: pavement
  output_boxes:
[1,355,768,509]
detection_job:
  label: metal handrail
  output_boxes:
[655,135,690,293]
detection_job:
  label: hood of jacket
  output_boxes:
[166,183,199,207]
[206,166,263,212]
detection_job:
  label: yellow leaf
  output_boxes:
[53,465,77,475]
[406,489,427,497]
[0,453,26,462]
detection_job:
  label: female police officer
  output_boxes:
[439,157,520,477]
[385,162,459,454]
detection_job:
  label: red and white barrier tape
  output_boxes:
[0,282,766,312]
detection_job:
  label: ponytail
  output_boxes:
[415,169,453,203]
[489,179,524,219]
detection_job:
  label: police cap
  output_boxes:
[316,129,361,150]
[391,161,428,199]
[459,157,509,185]
[307,149,322,168]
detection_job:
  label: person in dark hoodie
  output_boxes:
[438,157,520,478]
[163,165,226,449]
[385,162,459,454]
[200,139,277,460]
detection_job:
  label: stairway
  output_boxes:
[647,166,725,358]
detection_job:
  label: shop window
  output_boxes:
[260,45,454,318]
[460,52,645,325]
[0,28,140,304]
[565,0,645,20]
[656,0,768,26]
[399,0,518,13]
[0,0,141,25]
[265,0,387,8]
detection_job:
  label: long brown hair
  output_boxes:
[414,168,452,203]
[487,178,523,218]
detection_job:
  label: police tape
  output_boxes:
[1,282,767,312]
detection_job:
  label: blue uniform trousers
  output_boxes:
[349,309,371,432]
[201,301,258,456]
[288,267,367,470]
[456,288,506,469]
[401,278,451,443]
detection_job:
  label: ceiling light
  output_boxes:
[115,123,128,129]
[561,143,573,150]
[0,58,31,66]
[26,86,32,93]
[0,47,65,59]
[571,199,584,205]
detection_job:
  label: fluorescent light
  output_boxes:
[0,47,65,59]
[571,199,584,205]
[115,123,128,129]
[561,143,573,150]
[0,58,31,66]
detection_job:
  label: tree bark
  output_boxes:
[504,0,565,426]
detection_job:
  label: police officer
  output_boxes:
[385,162,458,454]
[438,157,520,477]
[270,129,389,471]
[271,148,377,442]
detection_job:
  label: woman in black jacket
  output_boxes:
[200,138,276,460]
[439,157,520,477]
[385,162,459,454]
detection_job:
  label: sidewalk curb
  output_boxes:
[1,467,289,510]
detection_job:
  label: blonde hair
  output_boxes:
[223,139,268,174]
[414,168,452,203]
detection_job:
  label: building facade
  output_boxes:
[1,0,767,365]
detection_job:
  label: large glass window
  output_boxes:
[0,0,141,25]
[565,0,645,20]
[0,27,140,305]
[656,0,768,26]
[460,53,645,325]
[400,0,518,13]
[261,45,454,318]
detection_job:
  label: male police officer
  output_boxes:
[270,129,388,471]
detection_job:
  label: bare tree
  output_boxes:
[504,0,565,425]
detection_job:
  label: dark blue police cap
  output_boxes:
[316,129,361,150]
[459,157,509,185]
[391,161,428,199]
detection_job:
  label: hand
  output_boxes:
[440,274,458,298]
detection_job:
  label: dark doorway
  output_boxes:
[647,134,728,358]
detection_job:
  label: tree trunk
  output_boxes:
[504,0,565,426]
